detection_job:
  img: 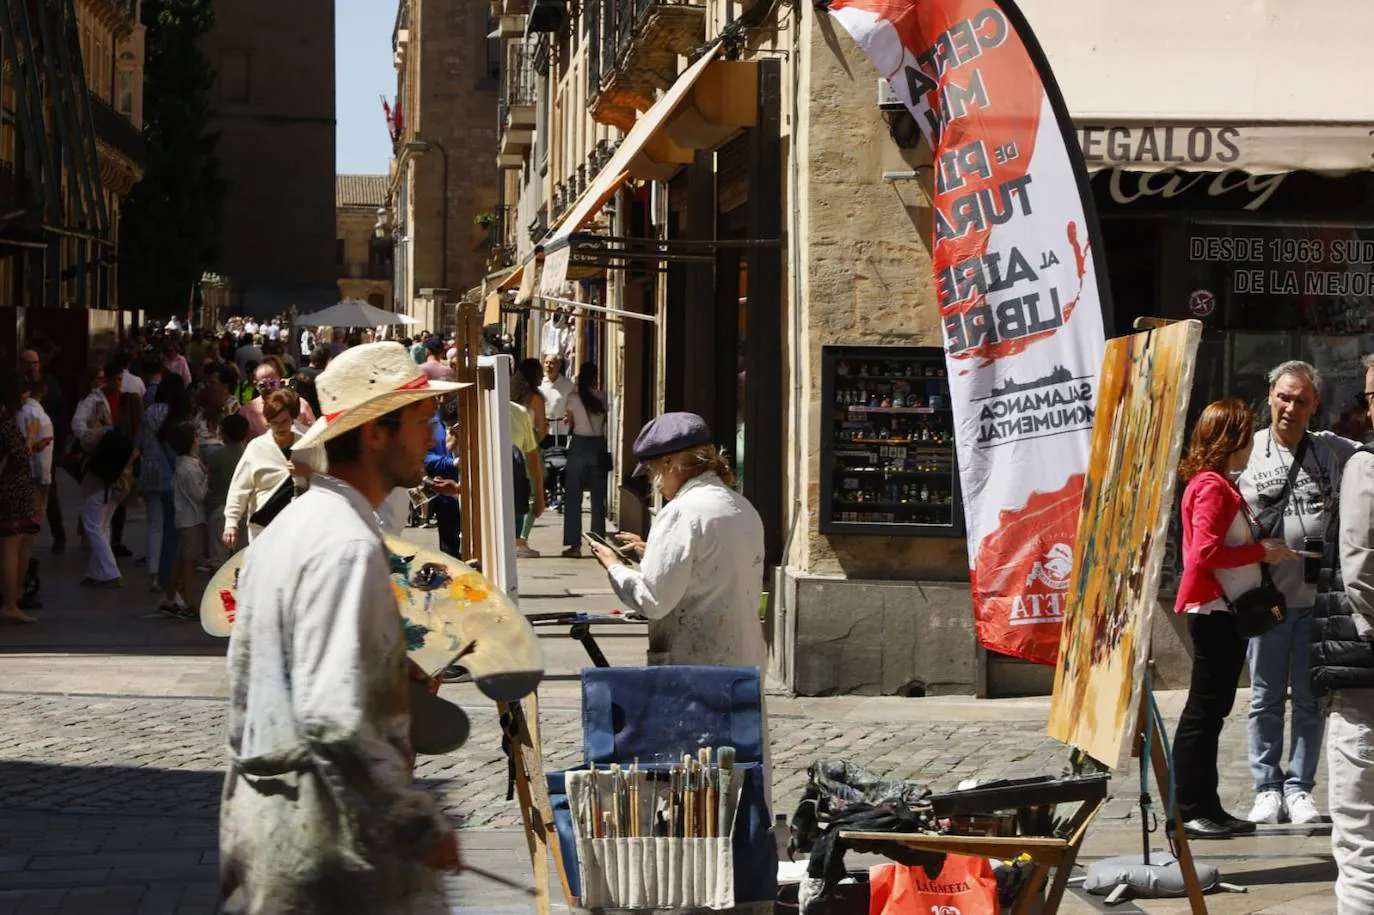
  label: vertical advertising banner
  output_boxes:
[823,0,1110,664]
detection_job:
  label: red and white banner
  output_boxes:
[824,0,1109,664]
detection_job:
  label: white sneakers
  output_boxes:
[1287,791,1321,825]
[1248,790,1286,824]
[1247,789,1323,825]
[515,544,541,559]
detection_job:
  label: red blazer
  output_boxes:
[1174,470,1265,612]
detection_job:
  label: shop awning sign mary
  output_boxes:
[824,0,1110,665]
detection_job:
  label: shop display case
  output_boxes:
[820,345,964,536]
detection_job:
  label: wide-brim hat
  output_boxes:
[294,341,468,451]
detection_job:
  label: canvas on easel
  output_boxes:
[1048,320,1203,769]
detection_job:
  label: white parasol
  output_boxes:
[297,298,421,328]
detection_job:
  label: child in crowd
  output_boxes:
[204,413,248,568]
[20,378,52,610]
[21,378,53,526]
[161,422,207,620]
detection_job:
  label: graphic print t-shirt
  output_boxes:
[1239,429,1359,608]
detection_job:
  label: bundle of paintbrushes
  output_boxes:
[570,746,741,841]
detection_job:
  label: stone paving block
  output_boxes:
[26,853,200,873]
[0,873,110,892]
[14,890,65,915]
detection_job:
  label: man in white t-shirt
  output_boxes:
[120,360,147,399]
[244,318,260,338]
[538,352,574,443]
[267,318,280,342]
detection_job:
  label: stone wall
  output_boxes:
[206,0,336,297]
[408,0,499,302]
[799,14,956,580]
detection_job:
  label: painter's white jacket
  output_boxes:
[221,474,448,914]
[608,471,767,669]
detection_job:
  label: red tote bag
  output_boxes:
[869,855,1000,915]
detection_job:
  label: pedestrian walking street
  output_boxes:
[0,481,1340,914]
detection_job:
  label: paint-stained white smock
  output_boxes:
[220,474,449,915]
[607,471,767,668]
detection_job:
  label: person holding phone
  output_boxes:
[1237,361,1360,826]
[586,412,765,671]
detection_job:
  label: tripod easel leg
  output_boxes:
[1148,709,1208,914]
[502,694,574,913]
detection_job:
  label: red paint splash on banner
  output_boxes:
[971,475,1084,665]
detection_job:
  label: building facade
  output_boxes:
[336,174,395,310]
[204,0,336,318]
[0,0,145,312]
[387,0,501,336]
[492,0,1374,697]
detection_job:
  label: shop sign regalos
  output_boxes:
[823,0,1110,664]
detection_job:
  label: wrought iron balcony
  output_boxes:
[590,0,705,130]
[504,41,537,120]
[90,94,146,167]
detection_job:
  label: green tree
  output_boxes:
[118,0,225,317]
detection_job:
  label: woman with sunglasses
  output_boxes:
[239,356,317,441]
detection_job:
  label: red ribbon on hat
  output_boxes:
[323,374,432,423]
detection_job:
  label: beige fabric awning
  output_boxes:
[541,44,761,295]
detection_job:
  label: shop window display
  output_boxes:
[820,345,964,536]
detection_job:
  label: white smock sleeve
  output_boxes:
[607,506,694,620]
[291,539,448,857]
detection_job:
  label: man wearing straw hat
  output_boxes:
[219,342,467,915]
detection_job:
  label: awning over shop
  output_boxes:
[515,257,539,305]
[488,263,524,292]
[1013,0,1374,174]
[541,44,760,294]
[1075,122,1374,175]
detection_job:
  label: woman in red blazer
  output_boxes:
[1172,399,1299,839]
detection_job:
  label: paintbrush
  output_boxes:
[629,759,640,838]
[610,763,622,839]
[462,864,539,895]
[667,763,679,838]
[699,748,714,837]
[685,756,698,838]
[589,763,602,839]
[717,746,735,838]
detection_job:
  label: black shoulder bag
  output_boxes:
[1230,435,1308,638]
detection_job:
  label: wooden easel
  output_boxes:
[1130,683,1209,914]
[501,693,575,914]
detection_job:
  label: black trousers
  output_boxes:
[1172,611,1248,820]
[434,497,460,559]
[46,476,66,544]
[111,502,126,546]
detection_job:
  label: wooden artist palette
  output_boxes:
[200,536,544,702]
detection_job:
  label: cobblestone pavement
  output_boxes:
[0,691,1317,832]
[0,496,1340,912]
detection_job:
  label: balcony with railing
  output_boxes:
[499,41,538,164]
[90,93,146,167]
[589,0,705,131]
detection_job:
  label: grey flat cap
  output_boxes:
[632,412,712,477]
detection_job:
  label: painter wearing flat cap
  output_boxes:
[588,412,767,672]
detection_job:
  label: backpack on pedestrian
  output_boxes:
[84,428,137,489]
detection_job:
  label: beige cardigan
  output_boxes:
[222,428,326,537]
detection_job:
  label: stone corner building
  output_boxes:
[205,0,337,319]
[386,0,499,336]
[336,174,395,312]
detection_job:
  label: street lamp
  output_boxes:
[373,206,391,239]
[403,137,450,291]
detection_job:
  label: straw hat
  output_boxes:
[294,342,468,450]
